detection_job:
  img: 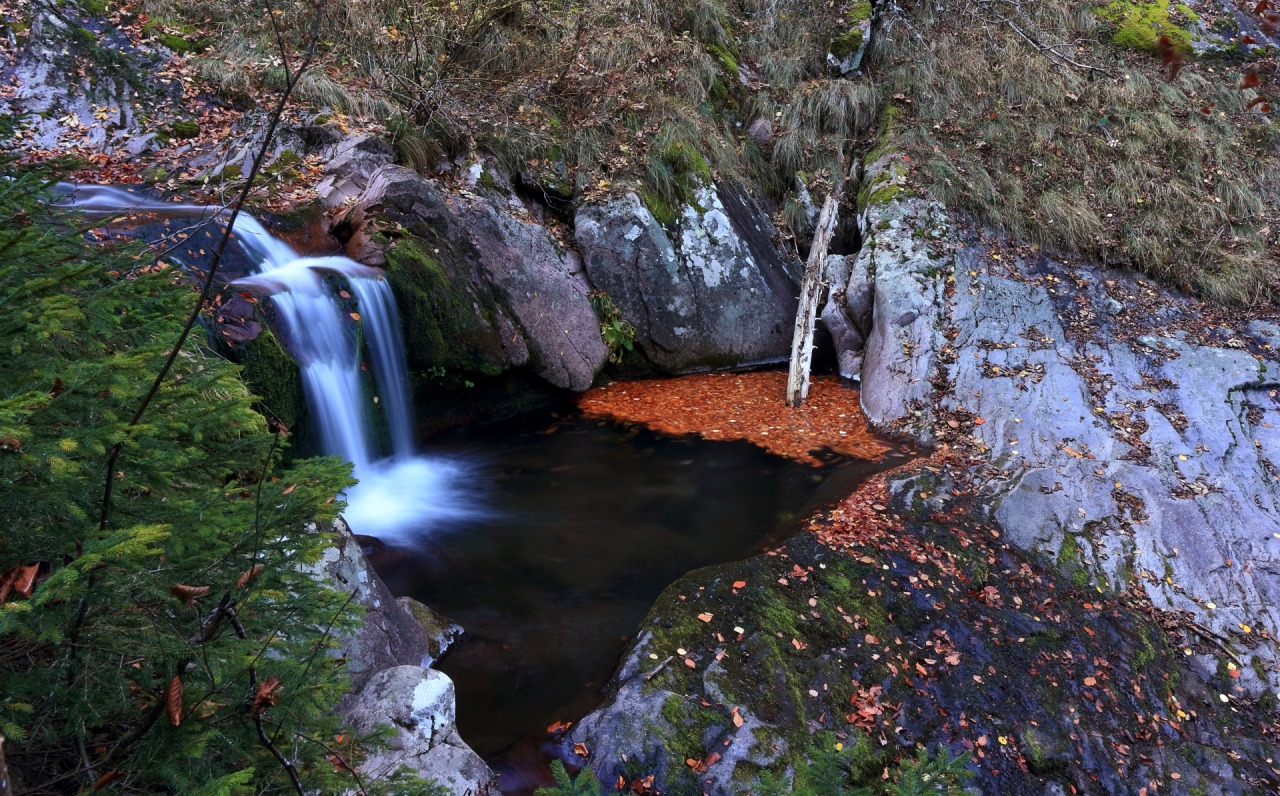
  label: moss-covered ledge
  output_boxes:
[567,454,1280,796]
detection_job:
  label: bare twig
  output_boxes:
[643,655,674,681]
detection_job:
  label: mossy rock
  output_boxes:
[234,323,315,459]
[382,237,514,377]
[1098,0,1197,53]
[829,26,865,60]
[169,120,199,139]
[574,469,1280,794]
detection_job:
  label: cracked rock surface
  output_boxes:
[575,186,799,373]
[859,195,1280,692]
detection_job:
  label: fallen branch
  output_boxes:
[644,655,674,681]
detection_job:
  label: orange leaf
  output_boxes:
[697,612,714,622]
[573,742,590,757]
[732,706,744,728]
[251,677,281,719]
[167,676,183,727]
[1084,676,1097,687]
[732,580,747,589]
[791,638,808,650]
[973,417,985,425]
[236,565,262,589]
[169,584,210,606]
[349,312,361,322]
[1241,72,1262,89]
[281,483,298,495]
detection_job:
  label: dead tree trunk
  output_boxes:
[785,192,840,407]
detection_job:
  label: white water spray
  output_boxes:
[58,184,479,542]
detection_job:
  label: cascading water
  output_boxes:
[57,184,479,542]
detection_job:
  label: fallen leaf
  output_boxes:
[167,675,183,726]
[732,580,747,589]
[281,483,298,495]
[574,742,590,757]
[791,638,808,650]
[684,658,696,668]
[169,583,210,606]
[1084,676,1097,686]
[233,564,262,588]
[697,612,714,622]
[732,707,744,728]
[251,677,281,718]
[349,312,361,321]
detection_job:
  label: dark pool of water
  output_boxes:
[367,406,907,779]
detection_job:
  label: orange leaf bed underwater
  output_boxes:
[577,371,894,465]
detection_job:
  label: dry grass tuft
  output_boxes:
[874,0,1280,303]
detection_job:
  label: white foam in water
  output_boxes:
[59,183,477,544]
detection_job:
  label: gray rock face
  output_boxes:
[350,163,609,391]
[1,9,175,156]
[858,194,1280,691]
[858,198,950,426]
[819,253,873,379]
[345,666,499,796]
[313,134,398,209]
[315,519,495,794]
[575,186,799,373]
[315,519,461,698]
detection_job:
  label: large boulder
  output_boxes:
[858,190,1280,693]
[315,519,495,795]
[345,665,499,796]
[346,163,609,391]
[574,185,799,373]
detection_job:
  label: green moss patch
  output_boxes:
[1098,0,1197,53]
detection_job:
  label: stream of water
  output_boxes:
[56,184,474,540]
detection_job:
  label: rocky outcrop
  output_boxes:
[574,186,799,373]
[315,519,496,795]
[568,485,1279,796]
[818,253,873,379]
[346,666,499,796]
[857,192,1280,695]
[341,160,609,391]
[1,6,175,157]
[316,519,461,695]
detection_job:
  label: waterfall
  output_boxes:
[56,184,478,542]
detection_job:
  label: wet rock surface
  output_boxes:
[574,187,799,374]
[569,456,1280,795]
[347,162,609,392]
[857,195,1280,695]
[571,180,1280,795]
[317,519,498,795]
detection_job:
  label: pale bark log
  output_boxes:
[785,193,840,407]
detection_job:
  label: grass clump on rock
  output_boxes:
[873,0,1280,303]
